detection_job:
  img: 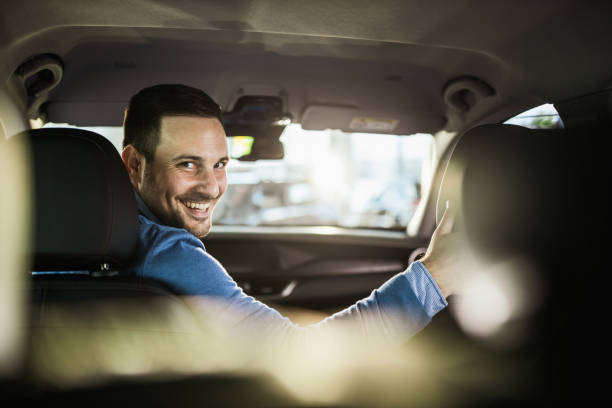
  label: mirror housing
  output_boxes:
[223,95,290,161]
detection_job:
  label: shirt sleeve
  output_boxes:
[137,222,448,348]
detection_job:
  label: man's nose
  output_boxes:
[197,167,220,198]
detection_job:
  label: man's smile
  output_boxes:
[180,200,212,217]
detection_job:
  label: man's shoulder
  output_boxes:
[138,214,204,248]
[136,214,214,263]
[135,214,225,273]
[128,216,232,296]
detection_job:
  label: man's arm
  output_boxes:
[130,217,448,348]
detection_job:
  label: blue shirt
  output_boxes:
[123,193,448,346]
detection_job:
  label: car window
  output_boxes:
[503,103,562,129]
[42,122,435,231]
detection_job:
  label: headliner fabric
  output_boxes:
[11,127,138,270]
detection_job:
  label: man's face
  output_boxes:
[138,116,229,238]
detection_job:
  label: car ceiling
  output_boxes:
[1,0,612,133]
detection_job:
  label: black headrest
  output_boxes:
[437,124,576,259]
[12,128,138,271]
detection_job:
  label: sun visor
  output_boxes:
[301,105,445,135]
[45,102,127,127]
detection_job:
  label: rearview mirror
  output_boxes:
[223,95,290,161]
[223,95,291,126]
[225,125,285,161]
[236,135,284,161]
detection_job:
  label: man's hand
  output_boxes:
[420,201,474,298]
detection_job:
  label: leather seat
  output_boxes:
[24,127,138,271]
[434,123,583,405]
[8,128,182,307]
[437,123,576,260]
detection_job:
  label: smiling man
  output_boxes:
[120,84,454,347]
[123,115,228,238]
[122,85,229,239]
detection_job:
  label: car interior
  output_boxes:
[0,1,608,407]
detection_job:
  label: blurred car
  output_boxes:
[0,1,607,407]
[358,179,420,229]
[214,180,339,226]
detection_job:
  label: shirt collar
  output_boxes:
[134,191,163,224]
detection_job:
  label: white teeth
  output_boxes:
[183,201,209,210]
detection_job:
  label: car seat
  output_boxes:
[7,127,191,313]
[433,122,588,405]
[1,127,297,406]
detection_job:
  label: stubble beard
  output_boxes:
[140,167,213,239]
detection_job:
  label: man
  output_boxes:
[121,84,458,346]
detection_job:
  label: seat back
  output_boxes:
[7,128,187,307]
[437,123,576,260]
[12,127,138,272]
[433,123,584,404]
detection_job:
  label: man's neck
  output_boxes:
[133,191,162,224]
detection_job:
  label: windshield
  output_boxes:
[43,123,435,230]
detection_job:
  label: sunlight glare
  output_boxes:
[451,257,541,343]
[311,152,347,195]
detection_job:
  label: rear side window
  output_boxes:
[504,103,562,129]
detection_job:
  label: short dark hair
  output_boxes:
[122,84,223,161]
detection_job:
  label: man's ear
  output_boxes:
[121,145,145,189]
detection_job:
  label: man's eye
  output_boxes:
[178,162,196,169]
[214,161,228,169]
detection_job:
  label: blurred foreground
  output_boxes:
[3,262,569,408]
